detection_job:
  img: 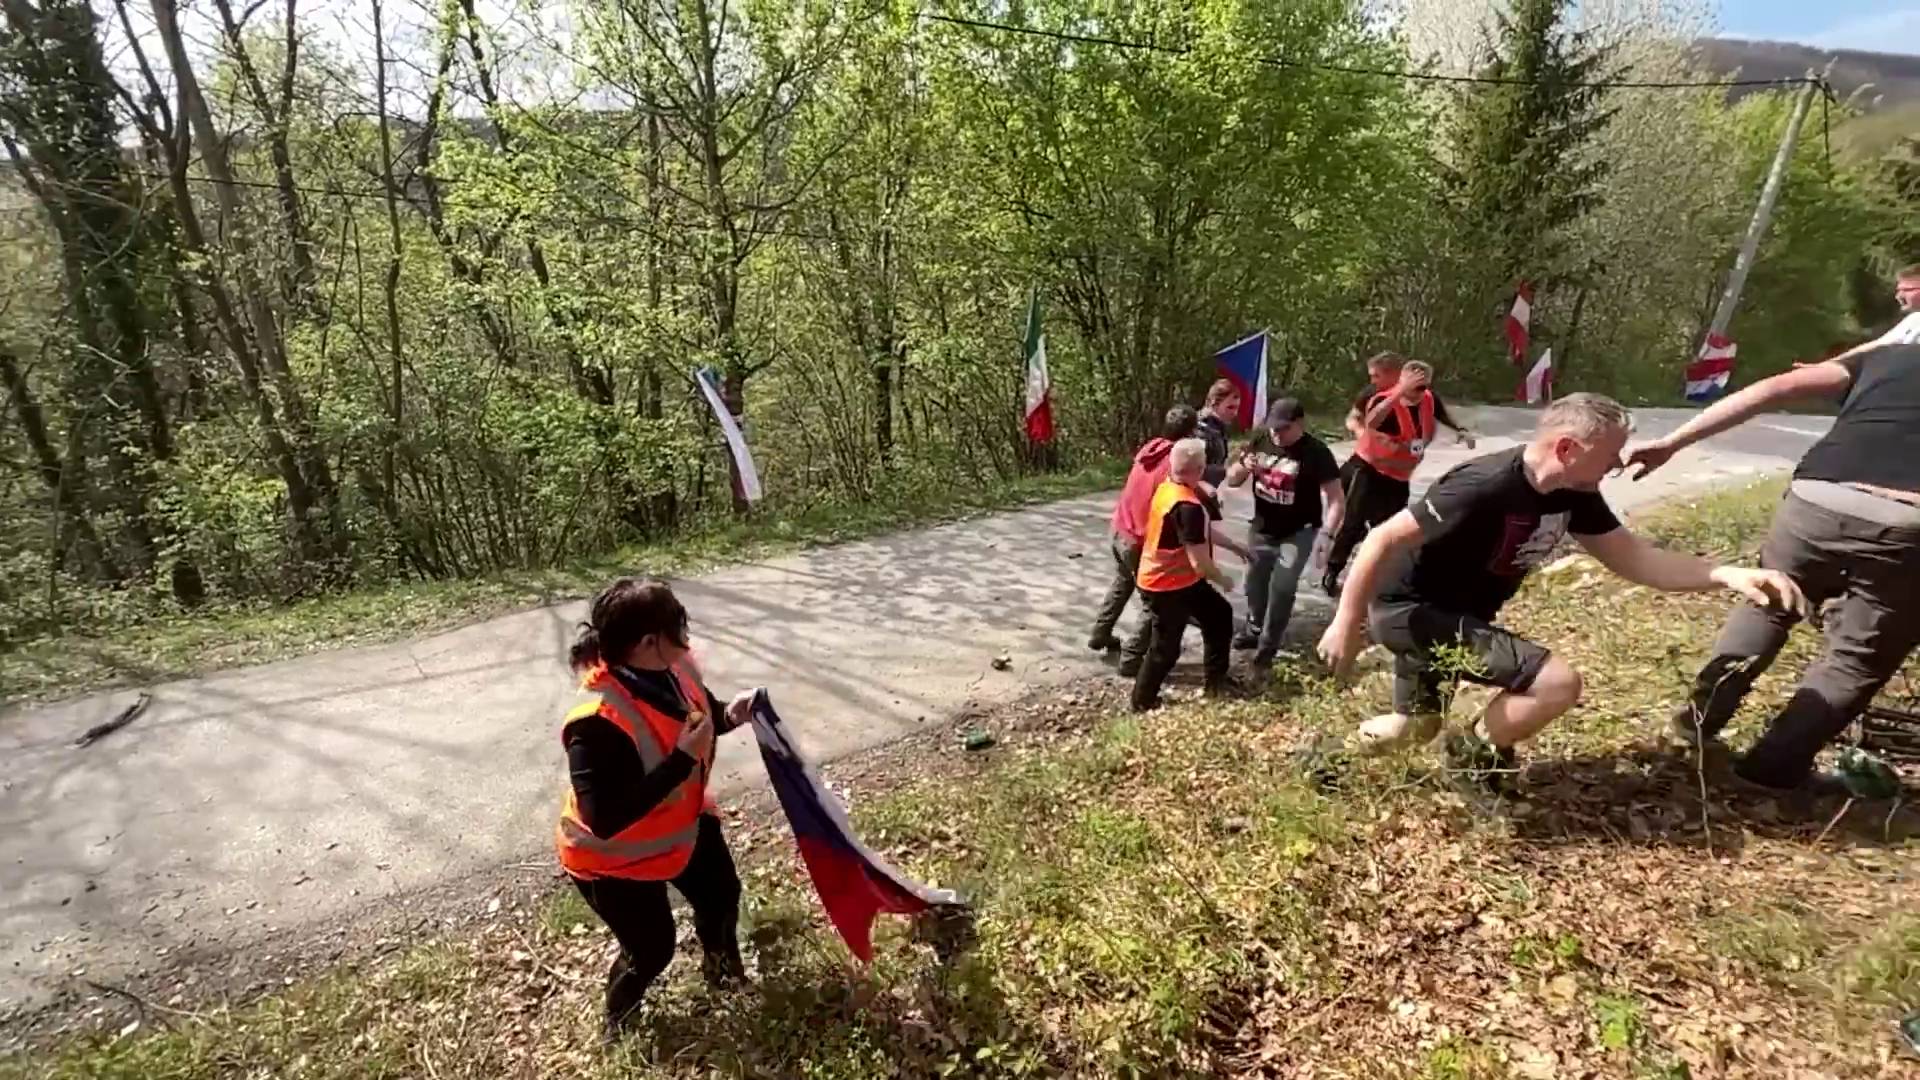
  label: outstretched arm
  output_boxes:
[1627,363,1851,478]
[1577,528,1807,614]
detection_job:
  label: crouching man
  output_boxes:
[1315,393,1805,785]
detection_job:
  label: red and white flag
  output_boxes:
[1022,290,1054,444]
[1522,348,1553,404]
[1685,334,1735,402]
[1505,283,1533,366]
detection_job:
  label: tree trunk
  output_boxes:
[210,0,319,314]
[152,0,342,562]
[372,0,405,519]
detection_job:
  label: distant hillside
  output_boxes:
[1696,39,1919,158]
[1696,39,1920,110]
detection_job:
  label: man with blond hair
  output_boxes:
[1132,437,1250,712]
[1317,393,1805,788]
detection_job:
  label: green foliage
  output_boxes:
[0,0,1907,688]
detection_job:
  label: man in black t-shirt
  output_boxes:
[1316,394,1805,786]
[1629,294,1920,791]
[1223,398,1344,666]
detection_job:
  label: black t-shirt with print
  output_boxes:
[1379,447,1620,621]
[1348,387,1458,438]
[1243,431,1340,538]
[1154,487,1223,550]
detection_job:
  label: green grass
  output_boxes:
[1,459,1127,703]
[8,477,1919,1079]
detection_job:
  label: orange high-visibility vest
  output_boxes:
[556,661,716,881]
[1355,391,1436,482]
[1136,481,1208,592]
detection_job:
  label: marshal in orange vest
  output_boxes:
[555,662,717,881]
[1355,390,1436,482]
[1135,480,1210,592]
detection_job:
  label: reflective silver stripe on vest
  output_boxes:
[558,816,699,861]
[581,688,671,771]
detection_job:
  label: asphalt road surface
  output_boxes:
[0,406,1832,1014]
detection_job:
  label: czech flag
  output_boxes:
[749,690,964,963]
[1213,331,1270,430]
[1685,334,1736,403]
[1506,283,1532,366]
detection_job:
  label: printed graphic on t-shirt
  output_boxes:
[1489,512,1568,575]
[1252,455,1299,505]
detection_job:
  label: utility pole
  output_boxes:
[1704,77,1818,342]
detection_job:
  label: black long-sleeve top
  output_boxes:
[565,665,736,839]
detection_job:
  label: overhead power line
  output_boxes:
[920,11,1832,94]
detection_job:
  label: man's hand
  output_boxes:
[725,690,755,731]
[677,710,715,761]
[1316,613,1363,677]
[1458,431,1477,450]
[1625,440,1676,480]
[1310,533,1330,569]
[1710,566,1809,617]
[1396,369,1429,396]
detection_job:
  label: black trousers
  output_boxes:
[1133,581,1233,708]
[1685,489,1920,788]
[570,813,743,1028]
[1324,457,1410,579]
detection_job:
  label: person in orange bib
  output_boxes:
[1322,358,1475,596]
[556,577,756,1040]
[1131,438,1250,711]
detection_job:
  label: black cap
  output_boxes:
[1265,397,1306,427]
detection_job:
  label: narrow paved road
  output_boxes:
[0,406,1830,1013]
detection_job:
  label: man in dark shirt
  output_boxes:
[1317,394,1805,787]
[1629,292,1920,791]
[1224,398,1344,666]
[1197,379,1241,486]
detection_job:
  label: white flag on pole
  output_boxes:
[695,366,762,503]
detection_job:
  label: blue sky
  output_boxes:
[1721,1,1920,52]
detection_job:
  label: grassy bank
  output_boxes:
[1,460,1126,704]
[9,478,1920,1078]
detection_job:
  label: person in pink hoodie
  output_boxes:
[1090,404,1200,676]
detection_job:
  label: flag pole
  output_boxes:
[1704,77,1816,345]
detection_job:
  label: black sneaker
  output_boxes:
[1130,695,1163,714]
[1320,572,1341,598]
[1088,634,1121,652]
[1204,676,1247,700]
[701,948,748,990]
[1233,629,1259,650]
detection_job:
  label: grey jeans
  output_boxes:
[1090,532,1153,662]
[1243,525,1318,661]
[1688,487,1920,788]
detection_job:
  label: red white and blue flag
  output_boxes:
[749,690,963,963]
[1213,331,1270,430]
[1685,334,1736,402]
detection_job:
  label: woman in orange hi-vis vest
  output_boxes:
[557,577,756,1041]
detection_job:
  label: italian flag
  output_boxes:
[1023,289,1054,444]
